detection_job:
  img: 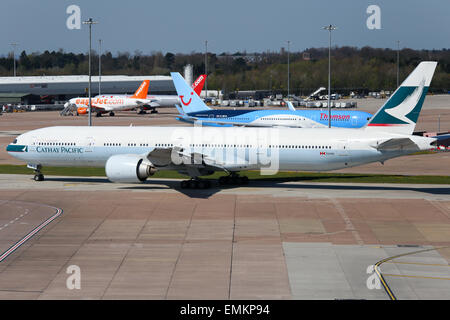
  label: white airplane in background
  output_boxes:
[139,74,207,114]
[64,74,206,117]
[7,62,438,189]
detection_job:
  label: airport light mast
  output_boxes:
[99,39,102,96]
[287,40,290,99]
[204,40,208,99]
[323,24,336,128]
[83,18,98,127]
[10,42,18,77]
[396,40,400,88]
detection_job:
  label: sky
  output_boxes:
[0,0,449,56]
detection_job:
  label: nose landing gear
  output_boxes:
[27,164,44,181]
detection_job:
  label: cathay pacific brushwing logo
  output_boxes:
[6,145,28,152]
[384,79,425,125]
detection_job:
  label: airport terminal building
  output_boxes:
[0,75,175,105]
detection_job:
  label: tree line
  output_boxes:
[0,46,448,94]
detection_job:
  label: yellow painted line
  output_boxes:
[374,246,450,301]
[383,274,450,281]
[386,261,450,267]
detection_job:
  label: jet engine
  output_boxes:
[77,106,88,115]
[105,154,157,183]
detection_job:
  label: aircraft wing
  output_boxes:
[146,147,173,166]
[145,146,250,172]
[372,138,419,151]
[88,104,105,111]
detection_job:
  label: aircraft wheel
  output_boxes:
[96,112,102,117]
[219,176,228,185]
[188,180,196,189]
[34,174,44,181]
[109,112,115,116]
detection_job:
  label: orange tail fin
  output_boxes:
[192,74,207,96]
[131,80,149,99]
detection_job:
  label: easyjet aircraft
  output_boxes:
[65,74,206,117]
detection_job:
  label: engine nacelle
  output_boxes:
[105,154,157,183]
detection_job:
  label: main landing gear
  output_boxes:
[218,173,249,186]
[28,164,44,181]
[109,111,115,116]
[179,174,250,189]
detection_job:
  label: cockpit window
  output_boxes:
[12,139,17,144]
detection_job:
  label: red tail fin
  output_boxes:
[131,80,149,99]
[192,74,207,96]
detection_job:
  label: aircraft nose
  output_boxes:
[6,135,26,153]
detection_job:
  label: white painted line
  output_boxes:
[0,204,63,262]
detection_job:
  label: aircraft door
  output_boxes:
[85,136,95,153]
[336,140,349,157]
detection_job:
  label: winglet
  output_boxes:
[286,101,296,111]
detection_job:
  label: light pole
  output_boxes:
[396,40,400,88]
[205,40,208,99]
[323,25,336,128]
[287,40,290,99]
[10,42,18,77]
[83,18,98,127]
[99,39,102,96]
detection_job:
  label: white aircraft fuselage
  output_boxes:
[8,125,434,173]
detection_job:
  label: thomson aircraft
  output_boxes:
[65,75,206,117]
[171,73,372,128]
[7,62,438,189]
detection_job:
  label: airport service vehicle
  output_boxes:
[171,73,372,128]
[7,62,437,189]
[65,75,206,117]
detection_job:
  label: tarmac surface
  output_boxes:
[0,175,448,299]
[0,95,449,299]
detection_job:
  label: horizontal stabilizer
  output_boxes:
[372,138,419,151]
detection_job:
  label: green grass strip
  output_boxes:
[0,164,449,184]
